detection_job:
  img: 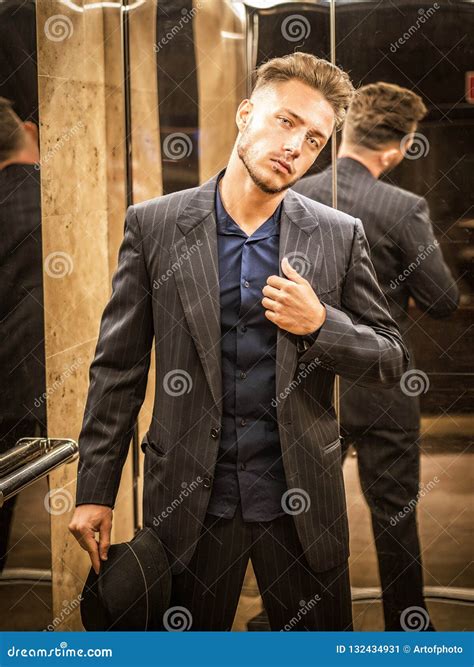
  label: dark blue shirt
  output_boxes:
[206,174,289,522]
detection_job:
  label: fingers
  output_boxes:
[281,257,307,283]
[68,505,113,575]
[73,528,101,575]
[99,514,112,562]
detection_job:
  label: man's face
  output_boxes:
[236,79,335,194]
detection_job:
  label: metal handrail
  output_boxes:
[0,438,78,507]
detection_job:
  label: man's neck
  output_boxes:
[219,152,286,234]
[337,147,381,179]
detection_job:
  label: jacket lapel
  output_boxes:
[170,174,323,413]
[276,188,323,410]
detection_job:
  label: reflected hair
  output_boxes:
[251,52,354,129]
[0,97,25,163]
[345,82,428,149]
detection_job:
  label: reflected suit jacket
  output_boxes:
[75,171,409,575]
[293,158,459,433]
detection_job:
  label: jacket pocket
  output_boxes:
[141,432,167,457]
[322,437,341,455]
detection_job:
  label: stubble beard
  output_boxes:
[236,129,299,195]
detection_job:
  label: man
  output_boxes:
[69,54,409,631]
[0,96,45,572]
[293,82,459,630]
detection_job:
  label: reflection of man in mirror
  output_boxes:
[294,82,459,630]
[0,97,45,573]
[0,97,39,170]
[69,53,410,631]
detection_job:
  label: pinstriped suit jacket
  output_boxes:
[75,170,409,575]
[293,157,459,431]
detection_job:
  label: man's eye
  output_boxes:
[278,117,291,126]
[308,136,320,149]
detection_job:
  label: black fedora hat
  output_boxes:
[80,527,171,631]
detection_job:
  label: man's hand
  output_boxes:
[262,256,326,335]
[69,504,113,575]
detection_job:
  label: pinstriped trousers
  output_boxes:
[164,501,353,631]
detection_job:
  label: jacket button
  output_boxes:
[210,427,220,439]
[202,477,212,489]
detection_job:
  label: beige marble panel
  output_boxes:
[37,0,132,630]
[194,0,246,182]
[127,0,162,528]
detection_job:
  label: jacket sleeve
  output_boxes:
[398,198,459,317]
[75,205,154,508]
[297,218,409,387]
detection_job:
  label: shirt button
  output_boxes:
[239,462,246,471]
[243,280,250,288]
[240,325,247,333]
[240,418,247,426]
[210,427,220,439]
[239,371,247,379]
[202,477,212,489]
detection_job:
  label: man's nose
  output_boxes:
[283,139,302,159]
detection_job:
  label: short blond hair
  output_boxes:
[345,82,428,149]
[252,52,354,129]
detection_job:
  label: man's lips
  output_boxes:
[272,158,292,174]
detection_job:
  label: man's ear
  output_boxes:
[380,146,401,169]
[236,99,253,131]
